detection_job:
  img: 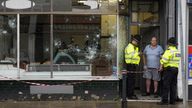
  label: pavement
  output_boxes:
[0,101,190,108]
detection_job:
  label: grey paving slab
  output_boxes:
[0,101,190,108]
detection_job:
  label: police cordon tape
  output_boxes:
[0,75,51,86]
[0,71,153,86]
[0,74,115,87]
[121,70,160,74]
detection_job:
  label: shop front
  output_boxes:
[0,0,119,81]
[0,0,180,101]
[0,0,123,100]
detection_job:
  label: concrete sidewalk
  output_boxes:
[0,101,189,108]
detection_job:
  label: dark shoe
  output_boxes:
[128,95,138,100]
[142,92,150,96]
[176,97,183,102]
[157,102,168,105]
[169,102,176,105]
[154,92,159,98]
[132,95,138,99]
[127,96,133,99]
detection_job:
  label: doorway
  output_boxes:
[129,0,163,100]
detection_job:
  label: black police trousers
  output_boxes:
[162,67,178,103]
[126,64,137,97]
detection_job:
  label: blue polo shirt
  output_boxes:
[143,45,164,69]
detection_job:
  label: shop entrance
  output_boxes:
[128,0,177,100]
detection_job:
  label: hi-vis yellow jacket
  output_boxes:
[124,43,140,65]
[160,46,181,68]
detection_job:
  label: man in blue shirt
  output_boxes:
[143,37,164,98]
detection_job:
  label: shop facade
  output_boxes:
[0,0,119,80]
[0,0,189,101]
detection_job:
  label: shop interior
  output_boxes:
[0,0,118,79]
[0,14,117,78]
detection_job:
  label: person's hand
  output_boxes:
[143,65,147,71]
[159,65,163,72]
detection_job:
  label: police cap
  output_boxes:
[168,37,177,45]
[132,34,141,42]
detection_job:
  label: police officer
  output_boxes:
[158,37,181,105]
[125,34,141,99]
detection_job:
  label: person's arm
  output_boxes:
[143,46,147,70]
[159,46,164,71]
[124,44,132,60]
[159,50,171,71]
[160,50,170,64]
[160,46,164,57]
[143,54,147,70]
